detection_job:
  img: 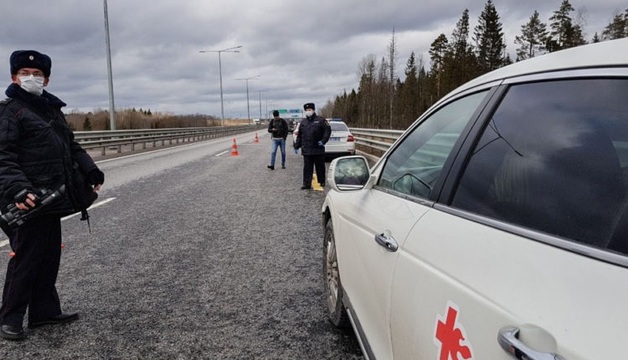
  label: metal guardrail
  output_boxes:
[74,125,259,157]
[73,125,402,160]
[350,127,404,161]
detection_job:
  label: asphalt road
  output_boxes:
[0,131,364,359]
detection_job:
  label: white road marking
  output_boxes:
[0,197,116,247]
[61,197,116,221]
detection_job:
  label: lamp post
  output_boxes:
[103,0,116,130]
[199,46,242,126]
[256,89,268,121]
[258,90,263,120]
[235,75,260,123]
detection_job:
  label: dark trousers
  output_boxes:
[303,154,326,187]
[0,215,63,327]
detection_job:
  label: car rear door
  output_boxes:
[391,209,628,359]
[389,75,628,359]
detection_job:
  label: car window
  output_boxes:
[378,91,489,199]
[451,78,628,254]
[330,122,349,131]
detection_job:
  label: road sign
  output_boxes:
[275,109,302,118]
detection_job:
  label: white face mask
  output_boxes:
[18,75,45,95]
[305,110,314,117]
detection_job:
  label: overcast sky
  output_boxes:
[1,0,625,118]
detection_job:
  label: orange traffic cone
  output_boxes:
[231,138,239,156]
[254,133,259,144]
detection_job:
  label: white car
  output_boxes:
[325,119,355,157]
[322,38,628,360]
[293,119,355,157]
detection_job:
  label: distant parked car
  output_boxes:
[322,38,628,359]
[324,120,355,158]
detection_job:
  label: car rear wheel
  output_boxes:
[323,217,350,328]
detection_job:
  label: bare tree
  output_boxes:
[356,54,378,127]
[387,28,398,129]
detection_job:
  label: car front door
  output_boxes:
[334,90,490,358]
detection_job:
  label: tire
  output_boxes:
[323,217,350,328]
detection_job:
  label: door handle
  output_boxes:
[498,327,565,360]
[374,232,398,252]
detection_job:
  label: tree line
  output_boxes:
[65,107,222,131]
[322,0,628,130]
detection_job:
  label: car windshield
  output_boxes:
[330,122,349,132]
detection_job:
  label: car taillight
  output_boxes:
[347,135,354,142]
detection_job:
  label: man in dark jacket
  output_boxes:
[294,103,331,189]
[267,110,289,170]
[0,50,104,341]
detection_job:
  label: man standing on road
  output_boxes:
[267,110,289,170]
[294,103,330,190]
[0,50,104,341]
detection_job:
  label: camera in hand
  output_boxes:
[1,185,65,227]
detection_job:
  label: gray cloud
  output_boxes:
[1,0,624,116]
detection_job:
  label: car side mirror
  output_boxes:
[327,155,371,191]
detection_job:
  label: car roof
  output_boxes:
[451,38,628,96]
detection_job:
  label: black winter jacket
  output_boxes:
[0,83,101,217]
[294,114,331,156]
[268,117,289,139]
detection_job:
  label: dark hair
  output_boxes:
[272,110,279,117]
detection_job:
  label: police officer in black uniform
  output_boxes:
[0,50,104,341]
[294,102,331,189]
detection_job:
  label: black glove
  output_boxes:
[87,169,105,186]
[13,188,38,204]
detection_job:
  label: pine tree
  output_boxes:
[449,9,479,86]
[83,117,92,131]
[356,55,378,127]
[601,10,628,40]
[473,0,507,73]
[376,56,391,128]
[429,34,449,99]
[515,10,549,61]
[398,52,420,126]
[417,56,433,115]
[547,0,586,52]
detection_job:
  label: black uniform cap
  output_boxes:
[10,50,52,77]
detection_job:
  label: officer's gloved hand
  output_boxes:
[87,169,105,186]
[317,141,324,147]
[14,188,38,208]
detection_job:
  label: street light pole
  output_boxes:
[236,75,260,123]
[258,90,262,120]
[103,0,116,130]
[199,46,242,126]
